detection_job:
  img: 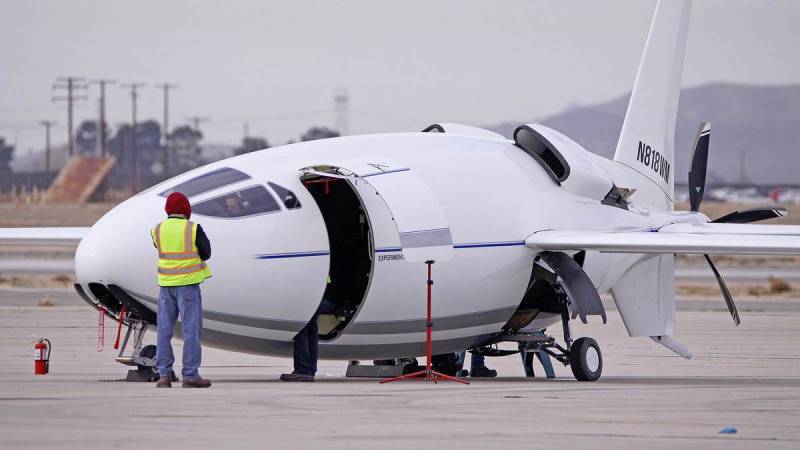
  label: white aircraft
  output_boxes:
[3,0,799,381]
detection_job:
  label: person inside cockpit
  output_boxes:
[225,194,245,217]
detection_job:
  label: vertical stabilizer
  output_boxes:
[610,254,675,337]
[613,0,692,206]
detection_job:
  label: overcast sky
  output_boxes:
[1,0,798,155]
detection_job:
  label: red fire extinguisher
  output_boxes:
[34,338,51,375]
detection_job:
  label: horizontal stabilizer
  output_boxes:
[0,227,89,245]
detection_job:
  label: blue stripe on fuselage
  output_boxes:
[255,251,330,259]
[254,241,524,259]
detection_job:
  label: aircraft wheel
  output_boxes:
[570,337,602,381]
[137,345,159,382]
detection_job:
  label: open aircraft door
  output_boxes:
[300,158,453,263]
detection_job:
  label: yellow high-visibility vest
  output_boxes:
[151,218,212,287]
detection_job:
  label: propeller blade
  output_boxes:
[712,207,787,224]
[688,122,711,212]
[703,254,740,325]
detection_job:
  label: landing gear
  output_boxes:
[499,286,604,381]
[569,337,602,381]
[115,319,164,382]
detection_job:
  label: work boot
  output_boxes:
[182,377,212,388]
[279,372,315,382]
[469,366,498,378]
[156,376,172,388]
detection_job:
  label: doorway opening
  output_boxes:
[302,174,373,340]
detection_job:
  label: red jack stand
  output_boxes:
[381,260,469,385]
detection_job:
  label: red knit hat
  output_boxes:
[165,192,191,218]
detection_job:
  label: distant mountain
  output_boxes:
[488,83,800,186]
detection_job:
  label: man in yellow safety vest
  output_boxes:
[150,192,212,388]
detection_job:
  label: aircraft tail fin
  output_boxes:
[613,0,692,207]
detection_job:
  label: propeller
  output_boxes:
[686,123,738,325]
[688,123,710,212]
[711,207,787,224]
[686,122,789,325]
[703,254,740,325]
[688,121,786,223]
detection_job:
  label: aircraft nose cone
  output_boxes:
[74,223,115,285]
[75,196,161,289]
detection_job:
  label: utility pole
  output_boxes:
[154,83,178,176]
[739,151,746,185]
[334,87,349,136]
[39,120,56,174]
[121,83,145,194]
[186,116,209,134]
[52,76,87,157]
[89,79,115,158]
[243,122,249,140]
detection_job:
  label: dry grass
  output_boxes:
[677,254,800,268]
[37,296,56,307]
[677,278,799,299]
[51,273,73,287]
[0,273,75,289]
[675,201,800,225]
[768,276,792,293]
[0,202,117,227]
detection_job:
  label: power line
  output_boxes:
[52,76,87,157]
[39,120,56,174]
[334,88,349,135]
[121,82,146,194]
[155,83,178,176]
[89,79,115,158]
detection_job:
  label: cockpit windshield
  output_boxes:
[268,182,302,210]
[192,185,280,218]
[159,167,251,198]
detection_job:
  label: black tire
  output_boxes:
[137,344,157,374]
[569,337,602,381]
[139,344,157,359]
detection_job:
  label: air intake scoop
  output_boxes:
[514,124,613,201]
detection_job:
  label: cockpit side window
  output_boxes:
[268,182,302,210]
[192,185,280,218]
[159,167,251,198]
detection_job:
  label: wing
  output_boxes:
[525,223,800,255]
[0,227,90,245]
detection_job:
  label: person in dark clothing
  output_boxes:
[280,296,336,382]
[455,351,498,378]
[194,227,211,260]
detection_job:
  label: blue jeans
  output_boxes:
[293,298,336,376]
[156,284,203,380]
[456,352,487,370]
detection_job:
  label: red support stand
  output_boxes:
[381,260,469,385]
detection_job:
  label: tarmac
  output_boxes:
[8,256,800,282]
[0,290,799,449]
